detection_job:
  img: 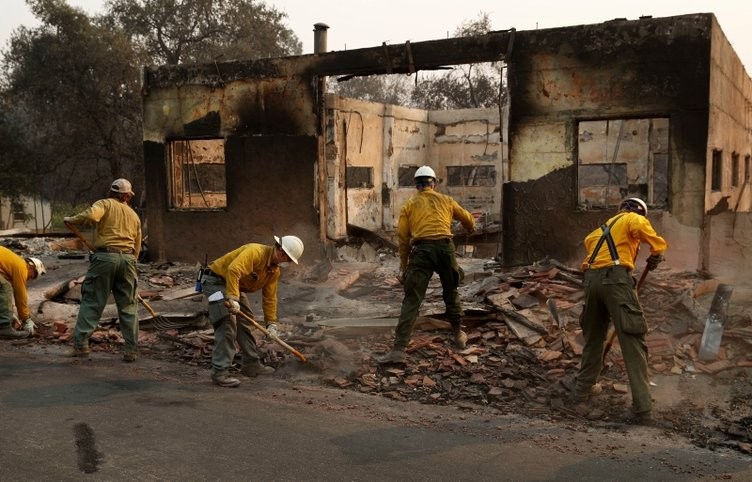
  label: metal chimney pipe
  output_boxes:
[313,23,329,54]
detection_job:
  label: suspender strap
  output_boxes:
[586,214,625,269]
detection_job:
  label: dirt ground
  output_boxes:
[7,236,752,456]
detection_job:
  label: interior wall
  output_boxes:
[327,96,502,236]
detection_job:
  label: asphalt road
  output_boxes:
[1,343,751,481]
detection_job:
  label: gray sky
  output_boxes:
[1,0,751,70]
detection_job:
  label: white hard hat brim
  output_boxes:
[274,236,299,264]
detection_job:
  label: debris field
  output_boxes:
[6,235,752,455]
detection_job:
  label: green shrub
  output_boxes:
[50,201,90,229]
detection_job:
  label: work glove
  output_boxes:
[646,254,665,271]
[63,216,74,224]
[23,318,37,336]
[226,298,241,314]
[266,323,279,339]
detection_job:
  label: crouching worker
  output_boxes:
[202,235,304,388]
[0,247,45,339]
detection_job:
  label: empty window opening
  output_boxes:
[732,152,740,187]
[711,150,723,192]
[577,118,669,209]
[745,155,751,183]
[447,165,497,187]
[346,166,374,188]
[168,139,226,210]
[398,166,419,187]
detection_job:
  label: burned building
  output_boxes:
[142,13,751,281]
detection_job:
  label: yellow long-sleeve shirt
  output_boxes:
[581,211,668,271]
[67,198,142,258]
[208,243,281,322]
[397,189,476,270]
[0,246,32,320]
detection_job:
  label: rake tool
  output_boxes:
[224,301,307,363]
[64,221,171,330]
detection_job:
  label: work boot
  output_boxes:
[241,362,275,377]
[0,324,31,340]
[212,373,241,388]
[123,352,138,363]
[567,383,602,404]
[63,346,91,358]
[375,349,406,365]
[452,328,468,349]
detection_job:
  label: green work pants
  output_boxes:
[576,266,652,413]
[203,277,262,376]
[0,275,15,326]
[73,252,139,353]
[393,239,463,349]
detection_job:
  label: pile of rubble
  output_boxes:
[5,235,752,453]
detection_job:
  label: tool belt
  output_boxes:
[96,247,134,254]
[412,237,451,246]
[202,268,225,282]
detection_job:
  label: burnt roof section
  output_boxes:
[142,13,715,89]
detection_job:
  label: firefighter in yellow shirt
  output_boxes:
[63,178,142,361]
[201,235,304,387]
[0,247,45,339]
[573,197,668,424]
[377,166,475,365]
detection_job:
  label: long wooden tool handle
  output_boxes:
[137,295,159,317]
[65,221,96,252]
[225,302,307,363]
[636,267,649,292]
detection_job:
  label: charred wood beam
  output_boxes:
[143,30,515,89]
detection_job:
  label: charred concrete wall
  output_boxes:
[140,13,752,277]
[505,14,713,268]
[702,16,752,279]
[142,72,320,263]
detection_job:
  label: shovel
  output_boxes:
[222,300,307,363]
[547,298,565,348]
[601,266,649,366]
[64,221,171,330]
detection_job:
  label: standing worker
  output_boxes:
[63,178,142,362]
[0,247,45,339]
[377,166,476,365]
[201,235,304,388]
[573,197,667,424]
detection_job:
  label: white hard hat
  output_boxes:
[26,257,46,277]
[274,235,304,264]
[414,166,436,180]
[111,178,134,195]
[620,197,648,216]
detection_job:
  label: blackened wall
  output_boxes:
[144,136,317,263]
[504,14,713,266]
